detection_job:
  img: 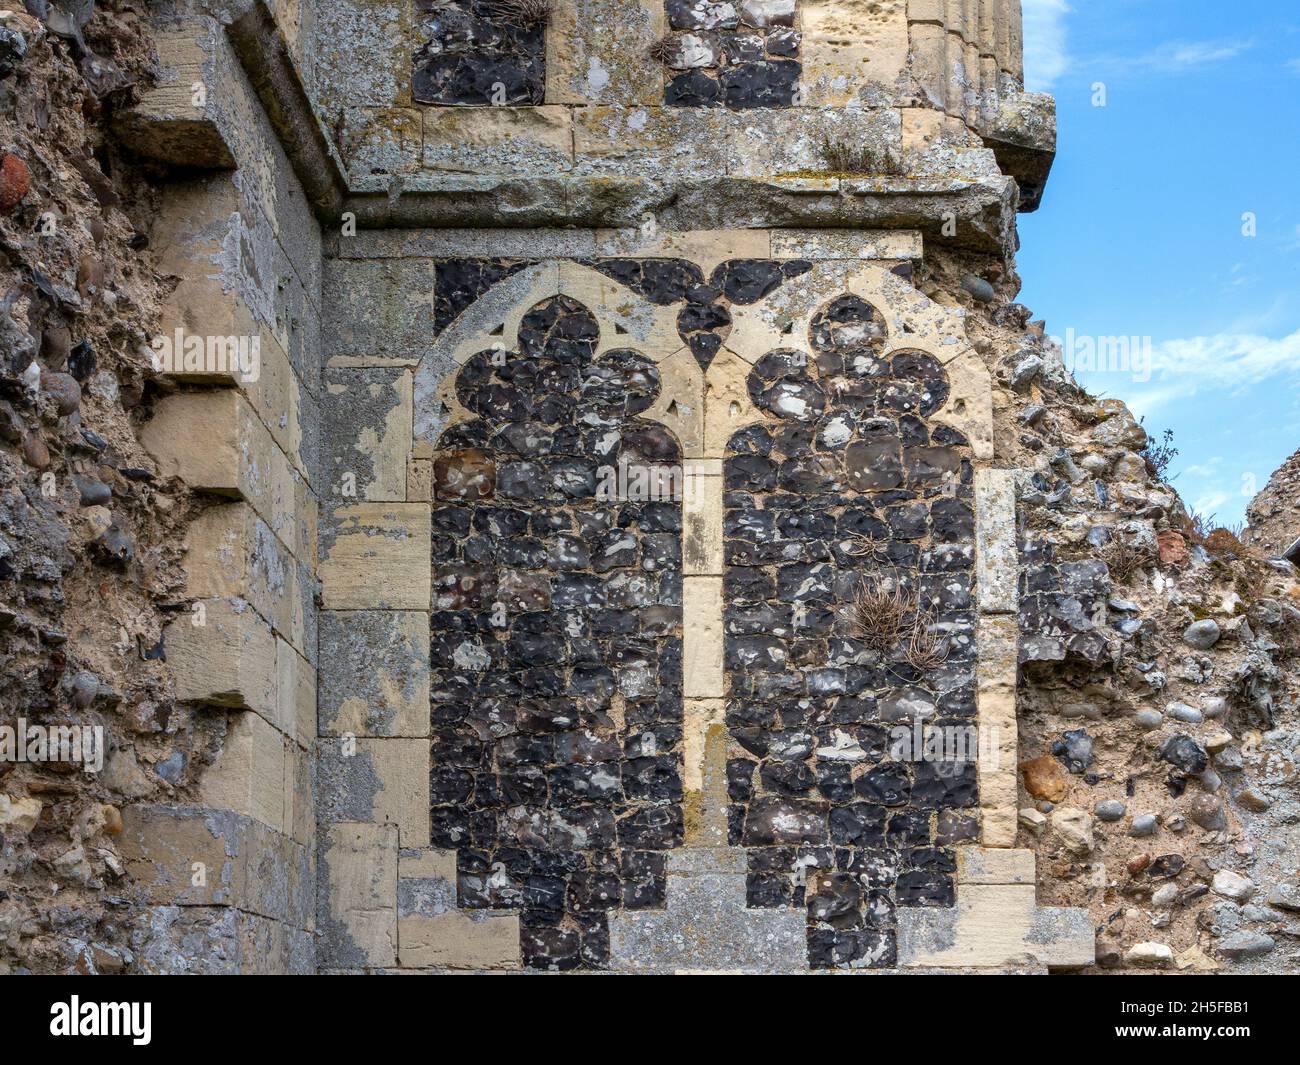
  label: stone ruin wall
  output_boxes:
[0,0,1296,974]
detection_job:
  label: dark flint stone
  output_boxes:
[665,69,721,106]
[721,60,800,107]
[1159,734,1208,775]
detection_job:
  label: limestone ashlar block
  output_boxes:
[944,0,971,42]
[682,576,724,699]
[801,0,910,107]
[342,106,422,177]
[993,0,1013,75]
[1007,0,1023,83]
[121,804,249,909]
[312,0,415,113]
[683,469,724,576]
[934,348,994,459]
[184,502,307,659]
[898,884,1094,970]
[728,107,904,179]
[976,614,1019,847]
[282,720,315,849]
[198,710,288,834]
[323,257,437,368]
[394,847,519,969]
[141,389,313,565]
[166,597,278,721]
[908,19,948,112]
[316,737,430,846]
[770,228,924,262]
[151,193,311,478]
[397,911,521,970]
[318,503,432,611]
[956,846,1036,885]
[907,0,946,22]
[573,106,734,180]
[323,367,414,503]
[318,822,399,969]
[973,467,1017,613]
[277,636,317,752]
[545,0,663,105]
[421,105,574,176]
[318,611,431,738]
[111,29,235,168]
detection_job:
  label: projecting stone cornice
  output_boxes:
[116,1,1047,255]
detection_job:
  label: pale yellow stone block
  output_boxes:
[802,0,910,105]
[200,711,287,833]
[398,912,520,970]
[932,348,994,459]
[976,615,1019,847]
[142,389,303,559]
[957,846,1036,885]
[683,470,723,576]
[276,637,316,749]
[974,467,1017,613]
[322,822,398,968]
[770,229,924,261]
[184,503,301,654]
[907,0,946,21]
[682,577,724,699]
[902,884,1048,967]
[325,368,413,502]
[703,347,762,457]
[908,20,949,110]
[399,848,457,881]
[119,804,244,908]
[545,0,663,105]
[166,598,278,720]
[421,105,573,175]
[643,347,705,457]
[356,738,431,846]
[319,503,431,611]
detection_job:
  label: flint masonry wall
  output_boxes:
[92,0,1095,973]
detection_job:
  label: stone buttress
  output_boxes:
[115,0,1089,972]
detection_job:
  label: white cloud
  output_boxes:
[1286,57,1300,75]
[1153,40,1252,68]
[1191,491,1231,519]
[1084,39,1253,81]
[1022,0,1072,91]
[1133,327,1300,413]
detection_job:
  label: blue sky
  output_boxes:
[1016,0,1300,527]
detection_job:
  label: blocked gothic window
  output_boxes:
[658,0,802,108]
[413,0,547,106]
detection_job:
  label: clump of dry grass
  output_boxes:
[842,532,887,563]
[903,614,950,672]
[818,135,900,176]
[492,0,553,29]
[1106,537,1156,584]
[851,578,949,669]
[850,578,915,654]
[647,35,674,63]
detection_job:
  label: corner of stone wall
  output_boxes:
[312,253,521,972]
[893,429,1094,970]
[116,10,323,973]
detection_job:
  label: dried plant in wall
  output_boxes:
[850,577,917,655]
[647,35,674,63]
[492,0,553,29]
[902,610,950,672]
[1105,536,1156,584]
[818,134,901,176]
